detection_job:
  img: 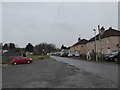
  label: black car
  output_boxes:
[105,50,120,62]
[60,53,68,57]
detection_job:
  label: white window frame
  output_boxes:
[106,38,109,43]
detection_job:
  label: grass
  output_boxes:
[27,55,51,60]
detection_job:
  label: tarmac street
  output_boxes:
[0,67,2,89]
[2,56,119,88]
[51,56,118,83]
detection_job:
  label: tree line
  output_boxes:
[2,43,20,52]
[2,42,58,55]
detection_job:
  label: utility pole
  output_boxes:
[93,29,98,61]
[98,25,101,58]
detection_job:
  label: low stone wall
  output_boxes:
[86,53,105,61]
[80,54,86,60]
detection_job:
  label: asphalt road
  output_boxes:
[51,56,118,87]
[2,56,119,88]
[0,67,2,89]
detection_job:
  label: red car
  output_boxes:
[11,56,32,65]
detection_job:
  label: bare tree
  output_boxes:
[34,43,57,55]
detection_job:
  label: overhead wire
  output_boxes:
[49,1,64,32]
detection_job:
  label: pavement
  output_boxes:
[2,56,119,88]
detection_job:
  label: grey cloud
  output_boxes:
[2,2,118,48]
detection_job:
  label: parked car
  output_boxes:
[68,53,73,57]
[104,50,120,62]
[11,56,33,65]
[75,53,80,57]
[60,53,68,57]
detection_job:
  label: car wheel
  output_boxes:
[114,58,118,62]
[13,62,17,65]
[27,61,30,64]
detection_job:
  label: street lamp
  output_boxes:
[93,29,98,61]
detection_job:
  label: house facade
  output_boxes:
[70,38,88,56]
[87,27,120,56]
[0,43,2,53]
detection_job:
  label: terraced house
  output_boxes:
[87,27,120,57]
[70,38,88,56]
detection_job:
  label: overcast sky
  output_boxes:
[2,2,118,48]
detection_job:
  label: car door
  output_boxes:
[21,58,26,63]
[16,58,22,63]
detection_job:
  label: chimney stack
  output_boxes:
[78,37,81,42]
[98,25,100,34]
[100,26,105,35]
[109,27,112,30]
[98,25,100,30]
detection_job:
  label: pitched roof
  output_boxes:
[88,28,120,42]
[72,39,88,47]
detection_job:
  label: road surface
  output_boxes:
[2,56,118,88]
[0,67,2,90]
[51,56,118,87]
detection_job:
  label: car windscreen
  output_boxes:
[111,51,119,55]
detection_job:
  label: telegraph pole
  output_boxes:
[98,25,101,56]
[93,29,98,61]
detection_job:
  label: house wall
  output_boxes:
[70,44,87,55]
[87,36,120,55]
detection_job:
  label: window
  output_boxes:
[101,40,104,44]
[107,47,111,54]
[98,49,100,53]
[98,41,100,45]
[92,42,95,46]
[106,38,109,43]
[90,42,92,47]
[21,58,26,59]
[101,49,104,54]
[17,58,21,59]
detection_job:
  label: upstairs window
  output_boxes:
[106,38,109,43]
[101,40,104,44]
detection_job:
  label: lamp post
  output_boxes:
[93,29,98,61]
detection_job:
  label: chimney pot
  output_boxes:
[78,37,81,42]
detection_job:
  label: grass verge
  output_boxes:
[27,55,51,60]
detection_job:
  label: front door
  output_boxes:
[107,48,111,54]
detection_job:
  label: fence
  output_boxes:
[2,52,21,64]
